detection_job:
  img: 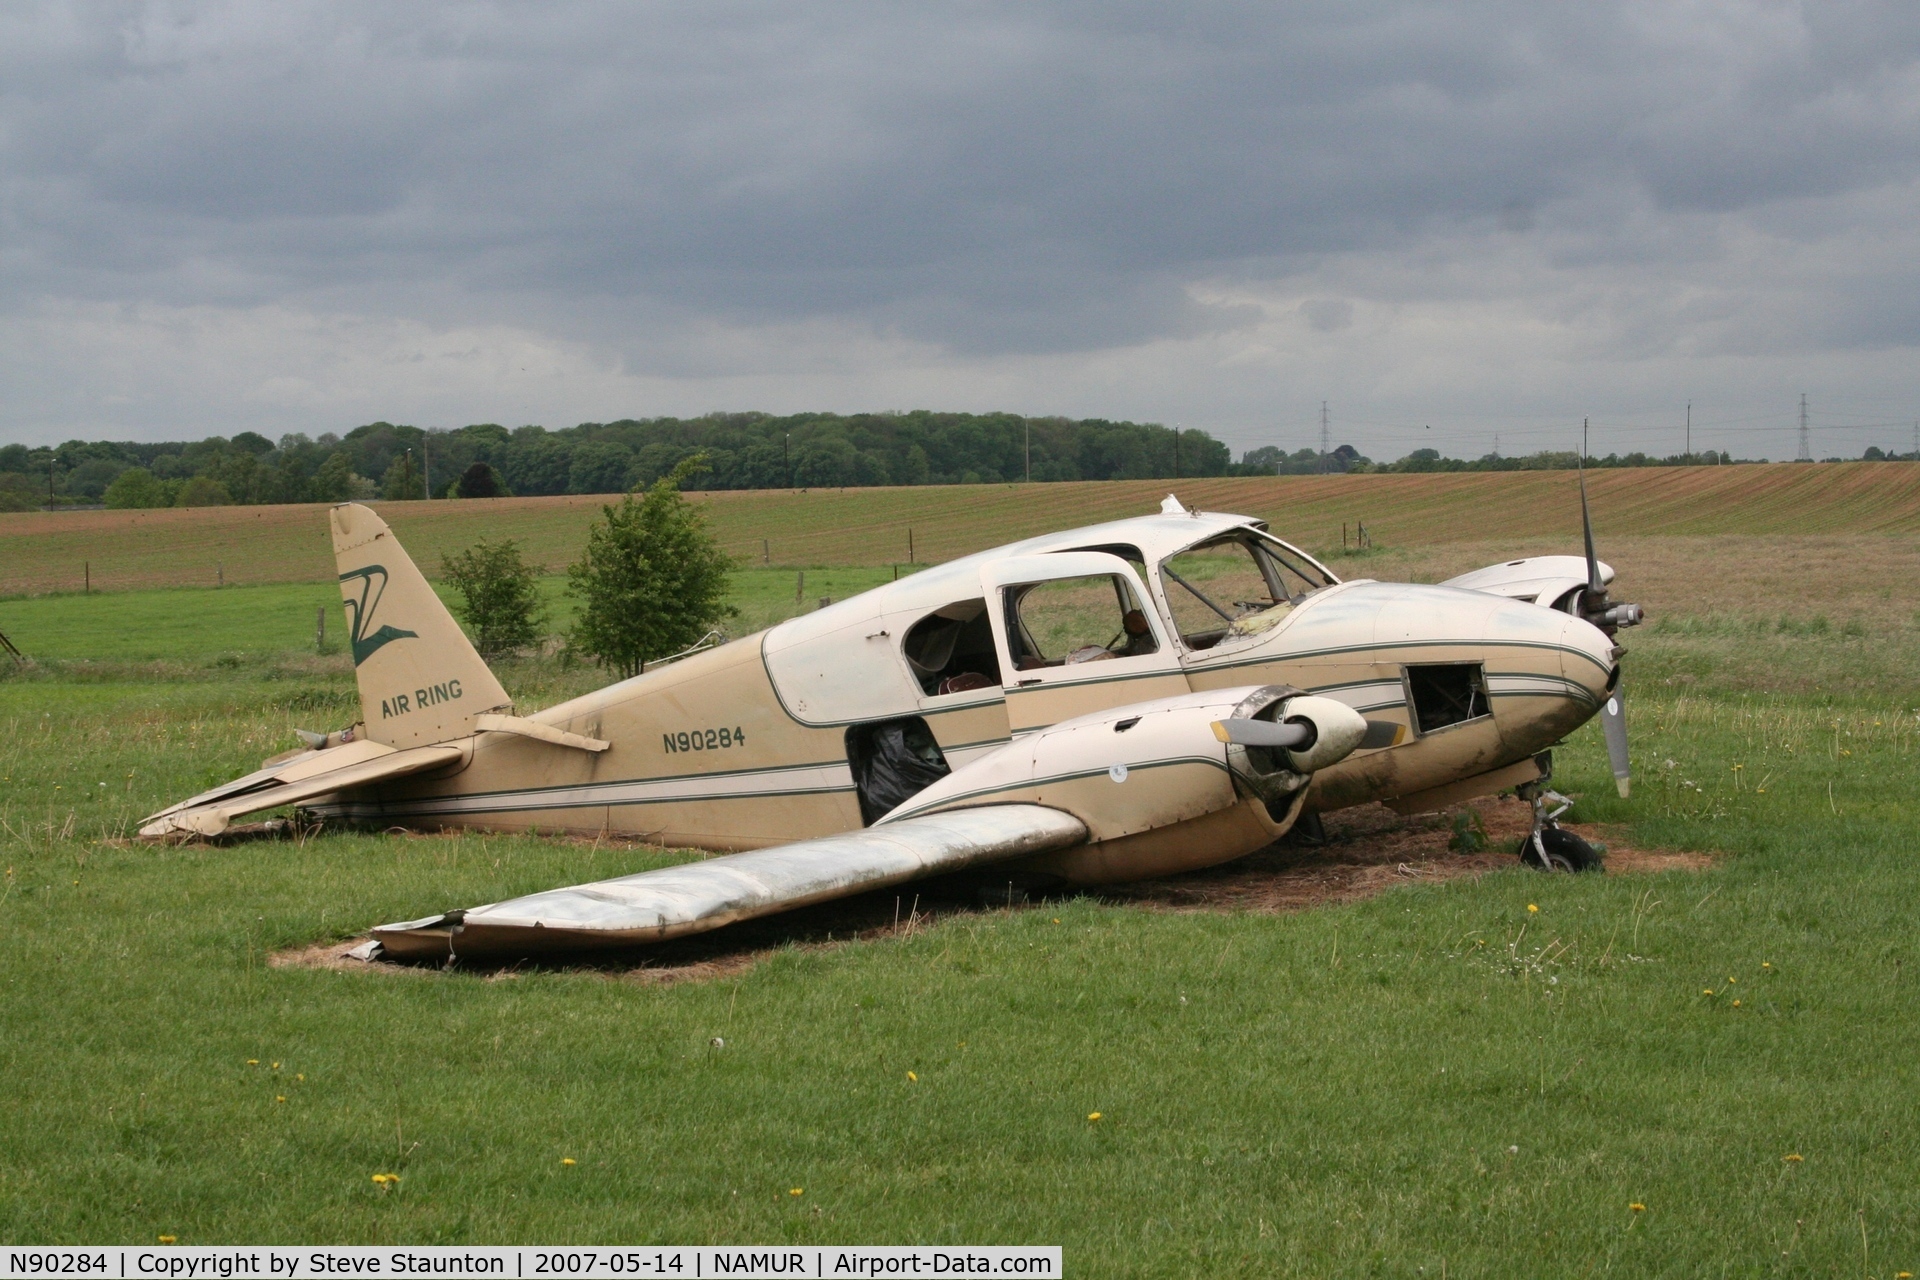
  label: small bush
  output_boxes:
[104,468,176,509]
[568,456,735,678]
[442,539,546,659]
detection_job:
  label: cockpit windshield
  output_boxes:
[1158,534,1333,651]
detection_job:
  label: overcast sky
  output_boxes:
[5,1,1920,460]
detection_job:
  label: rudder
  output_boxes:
[331,503,511,748]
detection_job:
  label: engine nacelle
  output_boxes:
[881,685,1367,885]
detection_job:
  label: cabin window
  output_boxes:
[1159,535,1326,650]
[1003,573,1158,671]
[902,599,1002,695]
[1405,663,1490,734]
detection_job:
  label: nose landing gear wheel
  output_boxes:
[1518,826,1603,873]
[1514,777,1605,873]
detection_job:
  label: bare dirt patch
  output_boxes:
[271,796,1711,983]
[1098,794,1710,913]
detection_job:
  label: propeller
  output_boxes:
[1575,466,1640,798]
[1214,718,1314,749]
[1576,466,1644,634]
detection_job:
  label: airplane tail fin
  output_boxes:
[330,503,512,748]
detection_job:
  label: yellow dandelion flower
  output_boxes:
[1051,918,1060,924]
[158,1237,177,1245]
[271,1062,280,1070]
[275,1095,286,1103]
[371,1175,385,1184]
[246,1059,259,1066]
[1784,1153,1803,1162]
[1727,976,1736,983]
[1893,1272,1909,1279]
[1087,1112,1103,1121]
[1762,962,1773,970]
[789,1187,804,1196]
[906,1071,918,1082]
[1732,1000,1741,1008]
[562,1158,576,1166]
[1702,989,1714,996]
[296,1073,304,1082]
[1629,1203,1645,1212]
[1526,903,1538,913]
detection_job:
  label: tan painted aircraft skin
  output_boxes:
[142,495,1631,954]
[314,524,1609,855]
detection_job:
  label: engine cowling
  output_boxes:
[880,685,1367,885]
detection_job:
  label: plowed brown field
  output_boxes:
[4,461,1916,595]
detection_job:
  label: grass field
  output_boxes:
[3,485,1919,1273]
[3,462,1917,595]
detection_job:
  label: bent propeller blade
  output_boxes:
[1579,464,1605,602]
[1602,684,1631,798]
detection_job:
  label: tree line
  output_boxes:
[1,410,1906,512]
[0,412,1235,511]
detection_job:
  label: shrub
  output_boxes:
[567,457,735,678]
[103,468,175,509]
[441,539,546,660]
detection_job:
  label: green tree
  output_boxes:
[174,475,233,507]
[382,452,427,500]
[453,461,508,498]
[103,468,174,509]
[311,451,357,503]
[567,457,735,678]
[441,539,546,659]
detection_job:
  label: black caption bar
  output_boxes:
[1,1249,1061,1280]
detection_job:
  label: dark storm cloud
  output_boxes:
[4,2,1920,356]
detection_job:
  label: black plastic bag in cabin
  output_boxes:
[847,718,952,825]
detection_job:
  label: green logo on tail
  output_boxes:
[339,565,419,666]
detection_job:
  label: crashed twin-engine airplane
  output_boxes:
[142,489,1640,961]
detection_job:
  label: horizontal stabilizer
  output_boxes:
[474,713,610,752]
[370,804,1088,960]
[140,742,464,839]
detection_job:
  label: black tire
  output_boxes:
[1518,826,1603,873]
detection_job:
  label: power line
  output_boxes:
[1797,393,1812,462]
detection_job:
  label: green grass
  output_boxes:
[0,568,908,673]
[3,560,1920,1272]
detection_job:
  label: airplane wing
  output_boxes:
[364,804,1088,961]
[140,740,465,838]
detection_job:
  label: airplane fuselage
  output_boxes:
[314,509,1618,880]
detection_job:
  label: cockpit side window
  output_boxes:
[1003,573,1159,671]
[1160,535,1328,650]
[902,600,1002,696]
